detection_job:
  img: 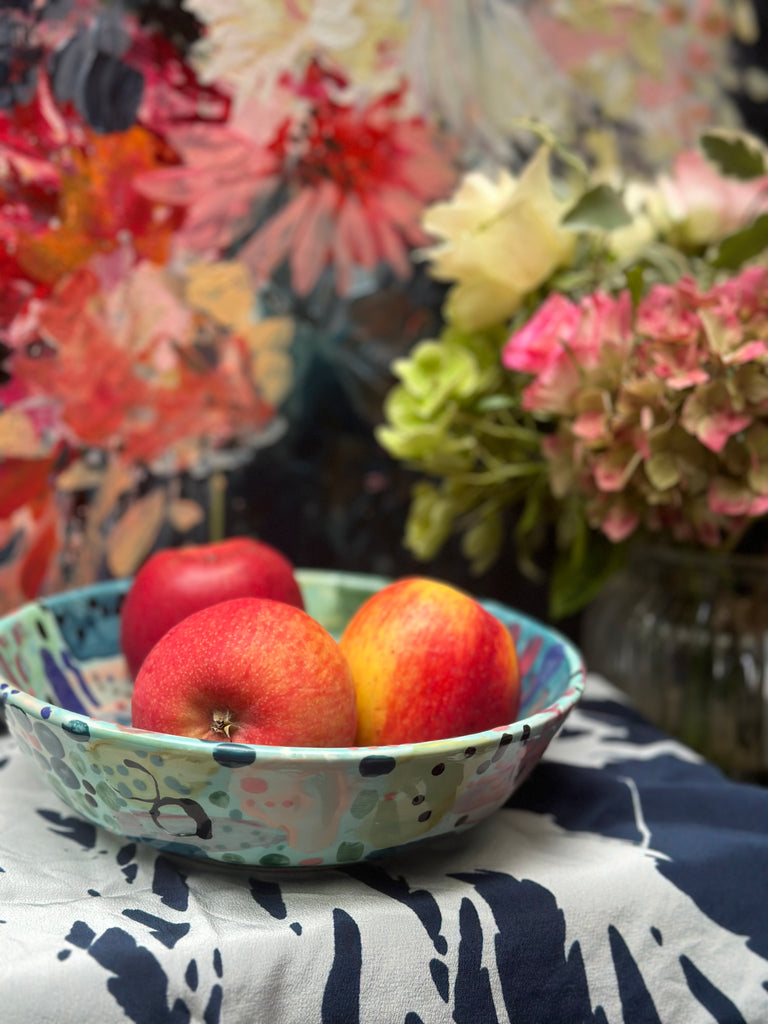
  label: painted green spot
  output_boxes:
[350,789,379,819]
[163,776,191,795]
[210,791,230,808]
[222,853,246,864]
[95,780,124,810]
[259,853,291,867]
[336,841,364,862]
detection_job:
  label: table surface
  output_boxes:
[1,674,767,1024]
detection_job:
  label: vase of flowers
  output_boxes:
[377,119,768,774]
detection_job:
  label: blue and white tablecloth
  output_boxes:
[1,674,766,1024]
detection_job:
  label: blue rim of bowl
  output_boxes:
[0,569,586,761]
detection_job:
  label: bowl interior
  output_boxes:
[3,569,578,729]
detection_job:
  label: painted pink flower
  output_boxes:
[240,66,457,295]
[138,62,456,296]
[11,261,276,468]
[135,123,279,256]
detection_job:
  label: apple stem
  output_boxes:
[211,708,236,740]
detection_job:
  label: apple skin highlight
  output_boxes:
[121,537,304,678]
[131,597,358,747]
[340,577,521,746]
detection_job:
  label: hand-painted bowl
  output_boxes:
[0,569,584,868]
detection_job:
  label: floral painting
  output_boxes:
[0,0,763,618]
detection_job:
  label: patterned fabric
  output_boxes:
[1,674,766,1023]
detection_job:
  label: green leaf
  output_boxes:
[515,476,548,539]
[700,129,767,180]
[461,508,503,575]
[563,184,633,232]
[548,534,627,619]
[711,213,768,269]
[624,264,645,306]
[475,394,517,413]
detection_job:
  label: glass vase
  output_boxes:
[580,544,768,783]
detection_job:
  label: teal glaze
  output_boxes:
[0,570,585,867]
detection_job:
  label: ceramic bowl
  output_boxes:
[0,569,584,868]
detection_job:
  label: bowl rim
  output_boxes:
[0,568,586,761]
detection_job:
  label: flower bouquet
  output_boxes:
[379,127,768,617]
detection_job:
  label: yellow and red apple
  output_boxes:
[131,596,357,747]
[340,576,520,745]
[120,536,304,677]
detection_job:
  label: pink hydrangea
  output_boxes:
[503,290,633,415]
[504,265,768,548]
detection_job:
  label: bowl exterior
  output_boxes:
[0,570,584,868]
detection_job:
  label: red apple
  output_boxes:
[131,597,357,746]
[120,537,304,677]
[339,577,521,745]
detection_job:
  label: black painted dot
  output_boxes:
[83,779,96,794]
[85,794,97,807]
[431,762,445,776]
[211,744,257,768]
[63,718,91,742]
[455,815,468,827]
[476,760,491,775]
[492,733,514,762]
[358,754,396,778]
[412,794,426,805]
[463,746,476,758]
[417,810,432,823]
[36,620,48,641]
[521,724,531,743]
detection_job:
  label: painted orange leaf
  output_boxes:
[15,126,182,285]
[167,497,206,533]
[106,487,168,579]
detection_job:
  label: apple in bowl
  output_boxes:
[340,576,521,745]
[120,537,304,677]
[131,596,358,747]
